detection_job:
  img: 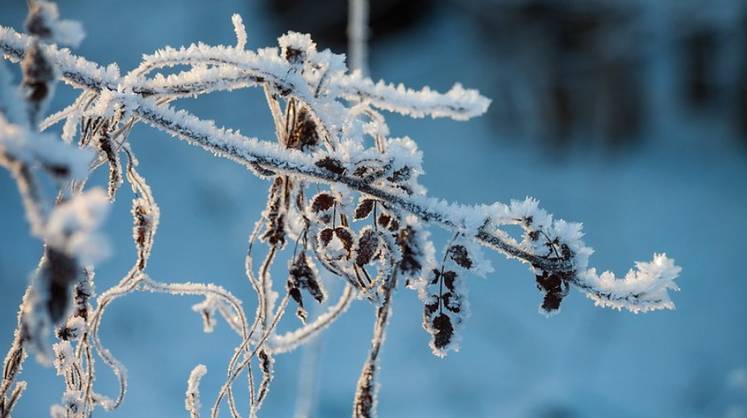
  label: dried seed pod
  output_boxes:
[287,252,325,322]
[261,177,287,247]
[286,106,319,151]
[132,198,154,271]
[94,121,122,200]
[255,348,275,409]
[289,252,325,301]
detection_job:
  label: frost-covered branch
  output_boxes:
[0,6,681,418]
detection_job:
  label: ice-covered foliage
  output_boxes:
[0,2,680,418]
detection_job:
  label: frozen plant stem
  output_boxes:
[348,0,368,74]
[0,5,681,418]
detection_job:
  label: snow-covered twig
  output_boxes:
[0,6,681,418]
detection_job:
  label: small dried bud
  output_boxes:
[278,32,316,66]
[261,178,287,247]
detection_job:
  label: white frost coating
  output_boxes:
[2,25,489,123]
[278,32,317,60]
[52,341,74,376]
[186,364,208,418]
[333,75,491,121]
[61,390,84,415]
[577,253,681,313]
[0,26,120,88]
[45,188,111,265]
[493,197,681,312]
[50,404,65,418]
[192,294,244,335]
[0,11,684,418]
[231,14,247,50]
[63,316,87,340]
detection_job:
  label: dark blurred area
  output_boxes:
[267,0,747,152]
[266,0,433,49]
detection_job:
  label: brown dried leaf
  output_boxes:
[354,199,375,220]
[289,253,325,303]
[287,106,319,151]
[397,226,423,277]
[430,313,454,350]
[448,244,473,269]
[334,227,354,253]
[318,228,334,247]
[310,193,336,213]
[535,270,572,314]
[315,157,346,175]
[387,166,411,183]
[355,228,381,266]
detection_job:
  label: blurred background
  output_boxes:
[1,0,746,417]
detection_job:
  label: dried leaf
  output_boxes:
[315,157,345,175]
[387,166,411,183]
[287,106,319,151]
[430,313,454,350]
[535,270,572,314]
[355,228,381,266]
[318,228,334,247]
[354,199,375,220]
[447,244,473,269]
[310,193,335,213]
[396,226,423,277]
[334,227,354,253]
